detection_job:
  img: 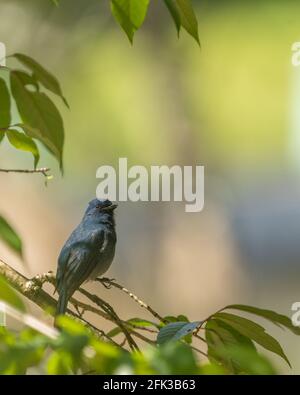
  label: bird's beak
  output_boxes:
[102,203,118,211]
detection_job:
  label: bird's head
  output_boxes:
[85,198,118,217]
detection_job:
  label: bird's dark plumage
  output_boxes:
[55,199,117,316]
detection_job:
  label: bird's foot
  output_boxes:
[29,271,55,287]
[96,277,115,289]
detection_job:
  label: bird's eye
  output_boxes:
[96,205,101,209]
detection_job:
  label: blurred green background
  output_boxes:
[1,0,300,373]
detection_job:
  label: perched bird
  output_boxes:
[55,198,117,316]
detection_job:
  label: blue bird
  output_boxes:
[55,198,117,316]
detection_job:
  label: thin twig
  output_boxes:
[79,287,140,352]
[187,343,208,358]
[96,278,167,324]
[30,272,157,347]
[126,322,158,334]
[194,333,207,344]
[0,262,208,355]
[0,167,50,177]
[97,278,208,345]
[0,260,123,349]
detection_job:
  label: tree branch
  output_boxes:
[96,277,167,323]
[0,259,121,348]
[0,168,50,177]
[0,258,207,352]
[0,259,159,351]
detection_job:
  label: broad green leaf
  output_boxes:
[207,319,256,351]
[162,315,192,342]
[199,363,226,375]
[10,71,64,170]
[54,316,90,362]
[89,340,123,375]
[13,53,68,107]
[205,319,256,373]
[144,342,198,374]
[54,332,89,358]
[175,0,200,44]
[55,315,90,336]
[164,314,189,323]
[0,276,25,311]
[0,328,46,374]
[9,70,39,91]
[214,312,291,367]
[157,321,201,345]
[225,304,300,336]
[47,351,73,375]
[6,129,40,168]
[164,0,181,36]
[215,345,276,375]
[0,77,10,128]
[0,215,23,258]
[111,0,150,43]
[0,131,4,144]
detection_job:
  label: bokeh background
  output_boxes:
[1,0,300,373]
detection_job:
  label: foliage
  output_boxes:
[0,54,66,259]
[0,276,298,375]
[53,0,200,44]
[0,216,23,258]
[0,0,297,376]
[0,54,67,170]
[110,0,200,44]
[0,0,200,255]
[0,310,278,375]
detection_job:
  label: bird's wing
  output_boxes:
[56,228,105,296]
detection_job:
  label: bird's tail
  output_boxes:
[55,291,68,317]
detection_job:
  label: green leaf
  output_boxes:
[199,363,226,375]
[107,317,158,337]
[205,319,256,373]
[0,275,25,311]
[0,215,23,258]
[225,304,300,336]
[111,0,150,43]
[164,0,181,36]
[164,314,189,323]
[0,77,11,128]
[0,329,46,373]
[157,321,201,345]
[175,0,200,44]
[9,70,39,91]
[206,319,256,351]
[214,312,291,367]
[47,351,73,375]
[6,129,40,168]
[55,315,90,336]
[148,342,198,374]
[10,71,64,170]
[215,345,277,375]
[13,53,68,107]
[125,317,159,328]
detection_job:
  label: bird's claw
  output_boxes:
[96,277,115,289]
